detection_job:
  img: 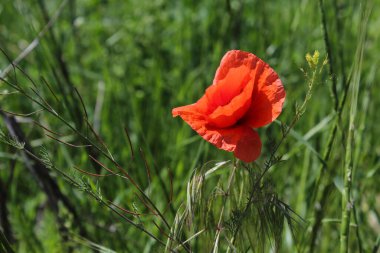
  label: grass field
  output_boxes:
[0,0,379,252]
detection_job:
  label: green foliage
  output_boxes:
[0,0,379,252]
[0,129,25,150]
[169,161,302,252]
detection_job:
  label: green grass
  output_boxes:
[0,0,379,252]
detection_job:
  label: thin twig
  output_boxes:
[45,133,92,148]
[124,127,135,160]
[73,166,113,177]
[1,108,44,117]
[21,147,169,249]
[33,121,63,136]
[0,0,69,79]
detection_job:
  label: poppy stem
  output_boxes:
[215,165,237,253]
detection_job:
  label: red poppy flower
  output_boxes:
[172,50,285,162]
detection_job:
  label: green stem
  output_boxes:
[340,4,368,251]
[308,0,355,247]
[340,125,353,253]
[215,166,236,253]
[319,0,339,110]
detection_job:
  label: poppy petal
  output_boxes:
[172,49,284,162]
[244,64,285,128]
[207,79,254,128]
[232,127,262,163]
[173,107,262,162]
[202,125,262,163]
[172,104,198,117]
[172,106,209,136]
[212,49,285,128]
[213,50,259,84]
[195,65,252,115]
[177,76,254,129]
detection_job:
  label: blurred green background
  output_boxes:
[0,0,379,252]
